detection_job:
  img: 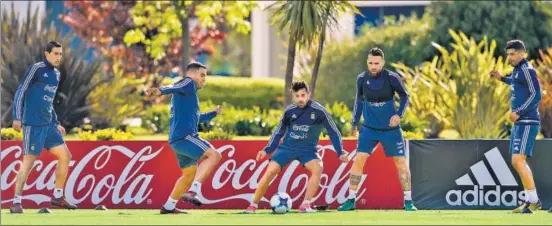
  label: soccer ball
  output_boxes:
[270,192,292,214]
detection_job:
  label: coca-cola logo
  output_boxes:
[200,144,367,205]
[1,145,163,205]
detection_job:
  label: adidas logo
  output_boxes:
[43,73,49,78]
[291,114,297,119]
[445,147,525,207]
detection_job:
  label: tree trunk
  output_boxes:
[284,34,298,106]
[180,16,190,69]
[310,4,331,98]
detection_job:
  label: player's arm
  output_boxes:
[199,106,221,123]
[319,108,344,157]
[513,68,541,116]
[147,78,194,96]
[51,107,60,125]
[351,75,363,129]
[263,111,289,155]
[13,65,38,122]
[390,74,410,118]
[490,70,512,85]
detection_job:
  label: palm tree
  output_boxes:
[271,1,326,105]
[310,1,360,98]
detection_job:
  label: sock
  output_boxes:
[301,199,311,205]
[54,188,63,199]
[189,181,202,193]
[348,189,357,199]
[163,197,178,210]
[13,195,22,204]
[250,202,258,208]
[527,189,539,203]
[404,191,412,201]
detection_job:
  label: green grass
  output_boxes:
[2,209,552,225]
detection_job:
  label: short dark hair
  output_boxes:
[368,47,385,59]
[505,40,526,52]
[186,62,207,71]
[291,81,309,93]
[45,41,62,53]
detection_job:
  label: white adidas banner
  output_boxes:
[410,140,552,210]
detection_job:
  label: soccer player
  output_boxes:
[10,41,77,213]
[145,62,222,214]
[489,40,542,214]
[243,81,349,214]
[338,48,417,211]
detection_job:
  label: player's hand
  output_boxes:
[509,111,520,122]
[256,150,267,161]
[339,151,349,163]
[145,87,161,96]
[350,126,358,137]
[215,105,222,114]
[489,70,502,80]
[12,120,22,132]
[57,125,66,136]
[389,115,401,127]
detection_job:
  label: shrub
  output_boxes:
[141,105,171,134]
[315,14,433,109]
[428,1,552,60]
[1,128,23,141]
[163,76,285,109]
[393,30,511,139]
[535,48,552,138]
[320,102,352,137]
[78,128,134,141]
[199,129,235,140]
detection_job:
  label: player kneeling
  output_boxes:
[243,81,348,214]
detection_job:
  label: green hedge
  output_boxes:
[162,76,285,109]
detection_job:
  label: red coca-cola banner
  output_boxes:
[0,140,403,209]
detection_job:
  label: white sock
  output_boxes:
[54,188,63,199]
[348,189,357,199]
[404,191,412,201]
[163,197,178,210]
[527,189,539,203]
[13,195,22,204]
[302,199,311,205]
[250,202,258,208]
[189,181,202,193]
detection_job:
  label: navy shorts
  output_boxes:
[22,123,65,156]
[270,147,321,168]
[170,134,214,169]
[510,124,539,157]
[356,126,405,157]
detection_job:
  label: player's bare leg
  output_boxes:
[49,144,77,209]
[182,149,222,206]
[299,159,323,213]
[338,152,369,211]
[244,161,281,214]
[511,154,541,213]
[393,156,417,211]
[161,165,197,214]
[10,155,37,213]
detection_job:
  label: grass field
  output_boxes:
[2,209,552,225]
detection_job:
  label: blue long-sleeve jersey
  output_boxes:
[159,77,218,144]
[264,100,344,156]
[352,69,409,130]
[13,60,61,126]
[499,59,541,125]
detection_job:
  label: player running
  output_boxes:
[10,41,77,213]
[489,40,543,214]
[338,48,417,212]
[146,62,222,214]
[244,81,349,214]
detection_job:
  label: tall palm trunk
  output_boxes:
[284,34,298,105]
[310,3,331,98]
[180,16,190,69]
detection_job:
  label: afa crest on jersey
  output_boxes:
[310,113,315,120]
